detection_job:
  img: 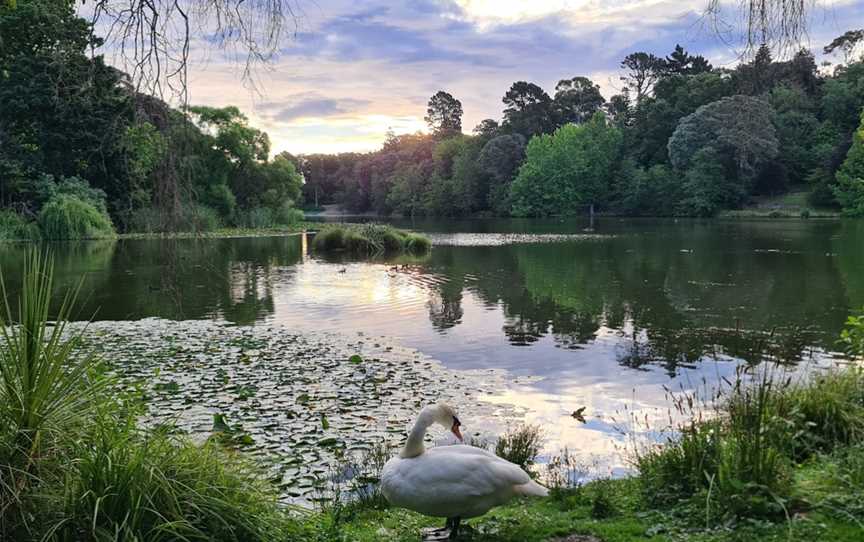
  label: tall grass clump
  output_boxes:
[0,251,106,537]
[55,415,300,542]
[0,211,40,241]
[637,357,864,520]
[37,195,116,239]
[494,424,544,476]
[312,224,431,256]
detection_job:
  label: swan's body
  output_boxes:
[381,404,548,538]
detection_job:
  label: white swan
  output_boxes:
[381,403,548,539]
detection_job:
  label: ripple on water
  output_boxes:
[76,319,518,504]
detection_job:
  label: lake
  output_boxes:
[1,218,862,481]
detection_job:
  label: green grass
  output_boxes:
[312,224,432,255]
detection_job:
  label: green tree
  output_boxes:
[668,95,779,183]
[510,112,622,217]
[425,91,463,137]
[620,52,666,103]
[834,111,864,215]
[553,76,605,125]
[664,44,712,76]
[502,81,555,137]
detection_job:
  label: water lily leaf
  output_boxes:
[321,413,330,430]
[212,413,232,433]
[349,355,363,364]
[154,380,180,393]
[296,393,310,405]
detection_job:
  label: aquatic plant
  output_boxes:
[312,224,431,255]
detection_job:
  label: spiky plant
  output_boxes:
[0,250,105,536]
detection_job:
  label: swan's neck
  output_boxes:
[401,409,435,458]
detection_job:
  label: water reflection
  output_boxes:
[0,219,860,467]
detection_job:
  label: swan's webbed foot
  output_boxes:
[447,517,461,539]
[420,517,462,541]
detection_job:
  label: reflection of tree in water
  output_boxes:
[427,291,463,331]
[422,220,853,374]
[0,236,303,324]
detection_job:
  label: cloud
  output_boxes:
[260,95,372,122]
[165,0,863,155]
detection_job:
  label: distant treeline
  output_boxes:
[0,0,304,238]
[295,41,864,218]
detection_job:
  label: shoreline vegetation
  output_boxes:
[1,251,862,541]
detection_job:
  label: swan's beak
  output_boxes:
[451,419,463,442]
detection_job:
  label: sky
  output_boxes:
[170,0,864,156]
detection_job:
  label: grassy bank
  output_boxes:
[312,223,432,255]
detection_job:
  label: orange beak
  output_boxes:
[451,421,463,442]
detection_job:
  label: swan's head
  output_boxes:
[427,402,463,442]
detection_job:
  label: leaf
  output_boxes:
[321,413,330,430]
[349,354,363,364]
[296,393,310,405]
[212,413,232,433]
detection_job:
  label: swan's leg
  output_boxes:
[447,517,461,540]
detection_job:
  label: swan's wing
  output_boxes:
[425,446,532,496]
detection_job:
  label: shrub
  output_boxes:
[181,205,221,232]
[0,210,40,241]
[273,202,304,226]
[494,424,543,476]
[38,195,116,239]
[238,207,276,229]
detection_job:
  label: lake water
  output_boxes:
[2,218,862,476]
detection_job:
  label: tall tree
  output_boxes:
[502,81,555,137]
[620,52,666,103]
[553,76,605,125]
[824,29,864,62]
[664,44,712,76]
[510,112,622,217]
[425,91,463,137]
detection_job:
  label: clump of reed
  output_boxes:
[0,210,40,241]
[312,224,431,255]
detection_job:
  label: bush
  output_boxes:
[494,424,543,476]
[38,194,116,239]
[273,202,304,226]
[0,210,40,241]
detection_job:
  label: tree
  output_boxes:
[834,111,864,216]
[0,0,133,218]
[824,29,864,62]
[473,119,500,139]
[664,45,712,76]
[553,76,605,125]
[425,91,463,137]
[478,134,526,214]
[502,81,555,137]
[510,112,622,217]
[620,52,666,103]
